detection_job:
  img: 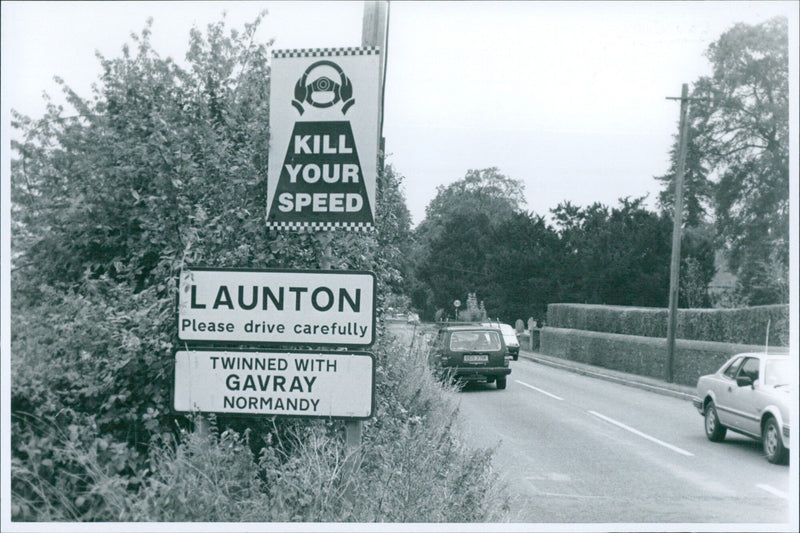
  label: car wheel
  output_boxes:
[704,401,727,442]
[762,417,788,464]
[496,377,507,390]
[513,354,518,361]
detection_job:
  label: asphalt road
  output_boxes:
[454,353,794,524]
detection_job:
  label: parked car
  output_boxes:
[428,324,512,389]
[481,322,520,360]
[692,352,792,464]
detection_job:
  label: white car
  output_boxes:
[481,322,520,361]
[692,352,792,464]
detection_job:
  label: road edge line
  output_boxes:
[519,351,695,401]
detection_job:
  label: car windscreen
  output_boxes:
[764,359,791,387]
[449,331,502,352]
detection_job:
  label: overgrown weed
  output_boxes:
[11,325,510,522]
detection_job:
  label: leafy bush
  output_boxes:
[9,12,506,523]
[11,327,509,522]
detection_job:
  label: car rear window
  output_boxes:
[449,331,502,352]
[764,359,791,387]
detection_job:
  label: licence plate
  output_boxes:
[463,354,488,363]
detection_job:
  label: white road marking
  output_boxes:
[757,483,789,499]
[516,380,564,400]
[588,410,694,457]
[525,472,571,482]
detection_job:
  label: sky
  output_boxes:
[2,0,797,227]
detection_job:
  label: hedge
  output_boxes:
[540,327,788,387]
[546,304,789,347]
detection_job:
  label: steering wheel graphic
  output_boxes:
[292,60,355,115]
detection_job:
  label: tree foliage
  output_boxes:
[411,168,561,322]
[655,115,713,228]
[412,181,717,323]
[656,16,789,305]
[551,198,674,307]
[12,16,278,297]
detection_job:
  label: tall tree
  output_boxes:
[692,16,789,304]
[416,167,525,238]
[411,168,561,321]
[655,112,713,228]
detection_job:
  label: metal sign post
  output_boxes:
[340,0,389,483]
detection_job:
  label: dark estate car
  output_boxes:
[428,325,512,389]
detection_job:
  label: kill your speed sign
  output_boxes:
[266,47,381,231]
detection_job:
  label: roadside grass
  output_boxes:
[11,322,510,522]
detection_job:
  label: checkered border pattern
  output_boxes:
[266,221,375,232]
[272,47,380,59]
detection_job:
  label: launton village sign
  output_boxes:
[178,268,376,347]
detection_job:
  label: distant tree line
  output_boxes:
[407,168,714,323]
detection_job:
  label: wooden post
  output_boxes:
[341,0,388,485]
[665,84,691,383]
[362,0,388,170]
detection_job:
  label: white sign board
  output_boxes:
[266,47,381,231]
[178,268,375,346]
[174,350,374,419]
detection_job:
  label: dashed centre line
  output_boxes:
[757,483,789,499]
[588,410,694,457]
[516,380,564,400]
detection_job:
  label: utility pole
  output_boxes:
[665,83,692,383]
[362,0,389,170]
[342,0,389,480]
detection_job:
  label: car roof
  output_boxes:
[731,352,789,359]
[721,352,790,367]
[439,324,499,332]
